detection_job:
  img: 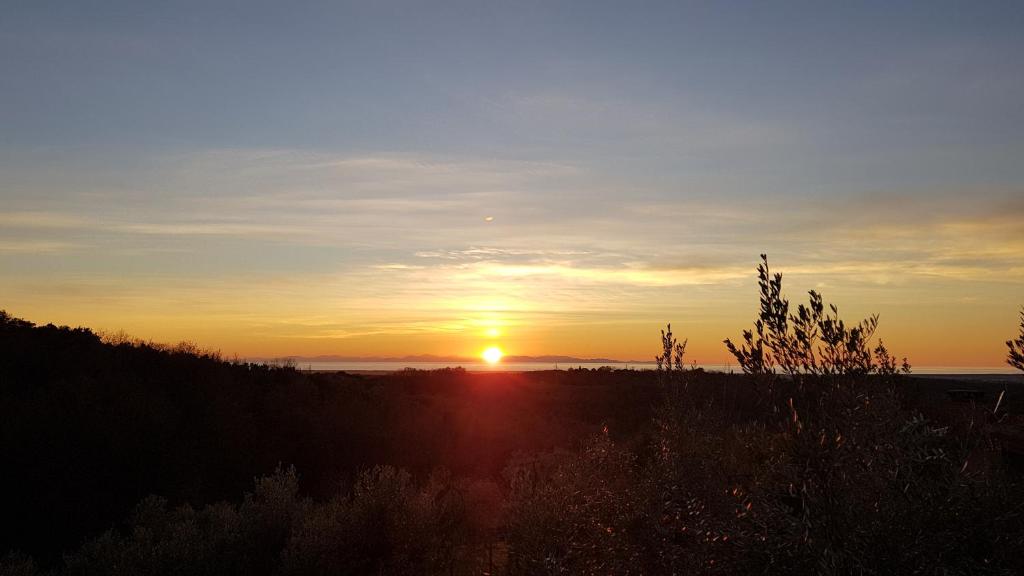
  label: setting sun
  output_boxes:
[482,346,503,364]
[2,2,1022,572]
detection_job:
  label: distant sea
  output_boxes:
[288,361,1018,375]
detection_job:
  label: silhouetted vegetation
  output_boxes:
[0,312,657,572]
[503,360,1022,574]
[1009,307,1024,372]
[1,258,1023,574]
[724,254,909,378]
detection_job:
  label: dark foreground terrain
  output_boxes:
[2,312,1022,575]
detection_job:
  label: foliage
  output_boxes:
[3,300,1022,575]
[724,255,910,377]
[504,348,1024,575]
[1008,307,1024,372]
[503,266,1019,575]
[504,430,645,574]
[0,313,659,564]
[655,323,688,376]
[0,466,473,576]
[655,322,691,413]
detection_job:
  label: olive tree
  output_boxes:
[724,254,909,377]
[1008,308,1024,372]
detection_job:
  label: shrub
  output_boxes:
[655,323,688,379]
[49,465,474,576]
[1008,307,1024,372]
[0,553,36,576]
[504,431,645,574]
[724,254,909,378]
[503,265,1024,575]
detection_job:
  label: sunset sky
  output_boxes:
[2,2,1022,366]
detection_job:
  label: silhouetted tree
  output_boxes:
[724,254,908,377]
[655,323,688,387]
[1008,307,1024,372]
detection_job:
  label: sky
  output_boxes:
[1,1,1023,366]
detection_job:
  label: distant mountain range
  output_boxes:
[260,354,644,364]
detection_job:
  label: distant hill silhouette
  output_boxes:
[273,353,632,364]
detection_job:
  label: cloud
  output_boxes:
[1,147,1022,365]
[2,150,1022,289]
[0,211,90,229]
[0,240,80,253]
[113,221,307,237]
[459,262,748,287]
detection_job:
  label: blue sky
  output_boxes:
[6,1,1022,171]
[1,1,1022,364]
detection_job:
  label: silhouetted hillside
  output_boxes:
[2,310,1023,574]
[0,311,660,565]
[277,353,629,364]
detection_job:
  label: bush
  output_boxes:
[724,255,909,378]
[504,431,645,574]
[1008,307,1024,372]
[35,465,474,576]
[502,257,1022,575]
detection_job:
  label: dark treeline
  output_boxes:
[0,311,660,570]
[3,313,1023,575]
[2,256,1024,574]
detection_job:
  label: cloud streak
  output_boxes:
[1,148,1022,365]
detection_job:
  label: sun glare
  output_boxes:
[482,346,503,364]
